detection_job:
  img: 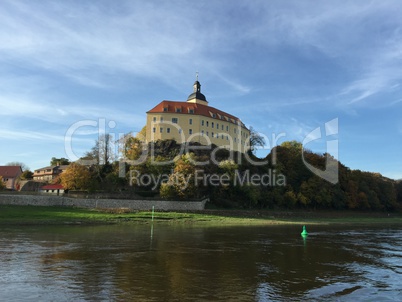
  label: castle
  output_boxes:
[146,79,250,153]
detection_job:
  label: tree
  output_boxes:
[50,157,70,166]
[19,170,33,180]
[136,126,147,142]
[124,136,145,161]
[60,163,92,191]
[0,176,5,190]
[6,161,29,171]
[248,126,265,154]
[160,154,198,199]
[86,134,115,165]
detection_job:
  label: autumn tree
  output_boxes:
[136,126,146,142]
[60,163,92,191]
[160,153,198,199]
[0,176,5,190]
[124,136,146,162]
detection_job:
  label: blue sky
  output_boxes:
[0,0,401,179]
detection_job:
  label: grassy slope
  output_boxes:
[1,205,402,226]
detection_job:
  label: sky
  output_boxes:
[0,0,401,179]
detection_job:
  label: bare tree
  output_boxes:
[6,161,29,171]
[86,134,115,165]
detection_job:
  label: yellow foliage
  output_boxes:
[60,163,92,190]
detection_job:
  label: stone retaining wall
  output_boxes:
[0,194,208,211]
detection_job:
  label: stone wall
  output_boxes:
[0,194,208,211]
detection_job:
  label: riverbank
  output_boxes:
[1,205,402,226]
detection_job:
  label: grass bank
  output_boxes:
[1,205,402,226]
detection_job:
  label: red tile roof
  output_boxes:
[0,166,23,178]
[147,101,247,128]
[40,184,64,190]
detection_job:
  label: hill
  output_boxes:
[122,139,401,211]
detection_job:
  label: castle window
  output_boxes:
[212,132,214,138]
[167,128,171,133]
[201,130,204,136]
[152,127,156,133]
[226,126,229,131]
[189,129,193,135]
[189,118,192,125]
[206,121,209,127]
[206,131,209,136]
[172,118,178,124]
[160,127,163,133]
[217,123,219,129]
[201,120,204,126]
[212,122,214,128]
[153,117,156,122]
[160,117,163,122]
[221,125,224,130]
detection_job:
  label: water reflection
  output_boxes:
[0,225,402,301]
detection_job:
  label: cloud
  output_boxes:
[0,128,68,142]
[0,1,210,85]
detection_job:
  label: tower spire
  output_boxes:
[187,74,208,105]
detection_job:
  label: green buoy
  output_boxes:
[301,225,308,237]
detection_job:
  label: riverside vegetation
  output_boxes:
[61,135,402,212]
[5,134,402,212]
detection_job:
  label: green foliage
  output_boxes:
[50,157,70,166]
[20,170,33,180]
[74,136,401,212]
[248,126,265,154]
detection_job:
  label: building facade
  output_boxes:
[33,165,69,182]
[146,80,250,153]
[0,166,23,190]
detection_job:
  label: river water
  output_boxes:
[0,224,401,301]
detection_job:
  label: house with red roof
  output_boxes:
[0,166,23,190]
[146,79,250,153]
[39,183,65,195]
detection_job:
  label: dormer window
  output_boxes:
[188,108,194,114]
[163,107,168,112]
[175,107,182,113]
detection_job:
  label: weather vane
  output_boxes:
[196,71,199,81]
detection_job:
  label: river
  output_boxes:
[1,224,401,301]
